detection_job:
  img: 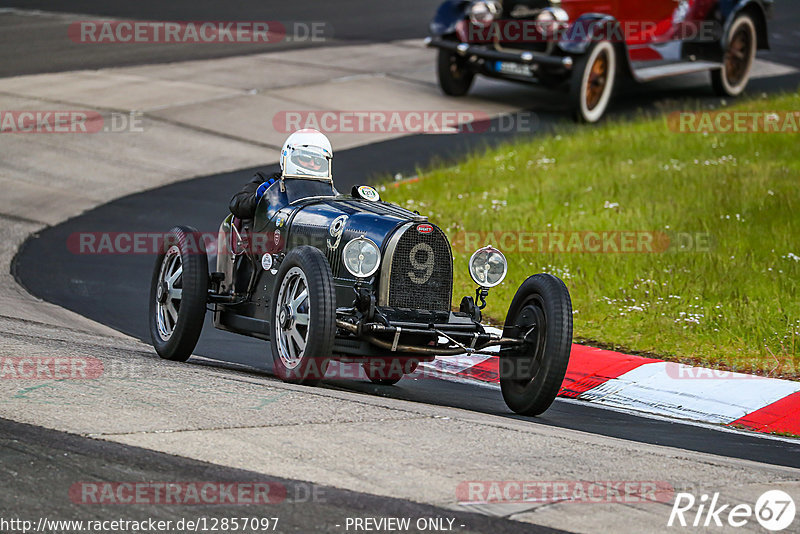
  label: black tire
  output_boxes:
[270,246,335,386]
[711,13,757,97]
[149,226,209,362]
[437,48,475,96]
[362,359,419,386]
[569,40,617,123]
[500,274,572,416]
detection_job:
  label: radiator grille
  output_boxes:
[388,224,452,311]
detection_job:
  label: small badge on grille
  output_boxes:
[417,224,433,234]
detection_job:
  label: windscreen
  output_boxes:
[284,178,337,203]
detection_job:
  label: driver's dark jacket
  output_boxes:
[229,171,282,220]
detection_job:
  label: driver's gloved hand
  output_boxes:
[256,178,277,199]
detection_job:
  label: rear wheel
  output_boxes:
[149,226,209,362]
[569,41,616,123]
[711,14,757,97]
[437,48,475,96]
[270,246,336,386]
[362,359,419,386]
[500,274,572,416]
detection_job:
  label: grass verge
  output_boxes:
[381,92,800,378]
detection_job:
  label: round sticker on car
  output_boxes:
[356,185,380,202]
[261,253,273,271]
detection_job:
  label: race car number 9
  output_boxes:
[408,243,434,285]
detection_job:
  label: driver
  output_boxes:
[229,129,333,219]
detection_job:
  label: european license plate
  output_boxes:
[495,61,534,77]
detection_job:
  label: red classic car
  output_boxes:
[427,0,773,122]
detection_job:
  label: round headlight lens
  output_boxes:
[536,7,569,36]
[468,246,507,288]
[469,0,500,27]
[343,237,381,278]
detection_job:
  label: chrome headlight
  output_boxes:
[468,246,507,288]
[469,0,501,27]
[536,7,569,36]
[343,236,381,278]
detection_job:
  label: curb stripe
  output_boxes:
[559,345,658,398]
[435,342,800,437]
[458,357,500,383]
[448,344,658,395]
[730,391,800,435]
[574,362,800,425]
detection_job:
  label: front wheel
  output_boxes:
[569,41,617,123]
[149,226,209,362]
[270,246,336,386]
[500,274,572,416]
[711,14,757,97]
[437,48,475,97]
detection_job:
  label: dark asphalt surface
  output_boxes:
[5,1,800,529]
[1,0,799,77]
[0,417,570,534]
[14,129,800,471]
[0,1,443,77]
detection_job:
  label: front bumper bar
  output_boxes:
[336,319,523,356]
[425,36,573,70]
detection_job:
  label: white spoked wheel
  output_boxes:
[149,226,208,362]
[270,246,335,385]
[274,267,311,371]
[155,245,183,342]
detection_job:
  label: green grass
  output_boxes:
[380,92,800,378]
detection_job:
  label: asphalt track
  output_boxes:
[0,0,443,77]
[14,127,800,470]
[6,1,800,527]
[2,0,438,41]
[0,417,568,534]
[2,0,798,77]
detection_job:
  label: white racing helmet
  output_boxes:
[280,129,333,180]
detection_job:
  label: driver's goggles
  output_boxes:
[295,153,327,167]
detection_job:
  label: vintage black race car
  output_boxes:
[149,175,573,416]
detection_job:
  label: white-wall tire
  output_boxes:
[570,41,617,123]
[712,14,757,97]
